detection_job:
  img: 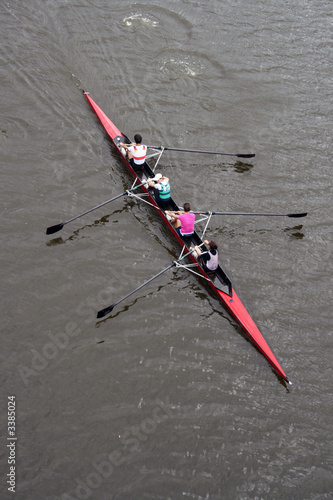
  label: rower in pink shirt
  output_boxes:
[165,203,195,237]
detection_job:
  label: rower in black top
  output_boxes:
[195,240,219,273]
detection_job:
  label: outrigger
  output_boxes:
[47,90,306,384]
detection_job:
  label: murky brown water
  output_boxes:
[1,1,332,498]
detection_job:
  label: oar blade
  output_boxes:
[287,212,307,218]
[97,304,115,319]
[46,223,64,235]
[236,153,255,158]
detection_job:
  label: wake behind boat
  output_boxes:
[83,91,291,385]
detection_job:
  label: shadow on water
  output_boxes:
[211,160,254,173]
[232,160,254,173]
[284,224,305,239]
[213,224,305,241]
[167,160,254,173]
[254,224,305,239]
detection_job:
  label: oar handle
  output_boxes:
[194,242,206,249]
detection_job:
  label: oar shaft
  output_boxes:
[64,191,128,225]
[192,211,307,218]
[97,243,206,318]
[148,146,255,158]
[46,182,145,234]
[113,263,175,308]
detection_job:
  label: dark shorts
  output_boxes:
[201,255,218,273]
[129,158,144,171]
[156,198,170,208]
[202,262,218,274]
[176,227,194,238]
[152,188,170,208]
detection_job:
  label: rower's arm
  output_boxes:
[165,210,178,224]
[165,210,183,215]
[194,246,202,257]
[165,210,180,219]
[119,142,133,149]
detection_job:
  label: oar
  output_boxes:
[192,211,308,218]
[46,183,145,235]
[148,146,255,159]
[97,243,205,319]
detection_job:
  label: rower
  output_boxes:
[165,203,195,238]
[147,173,171,208]
[119,134,147,172]
[195,240,219,273]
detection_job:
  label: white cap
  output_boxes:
[151,173,162,181]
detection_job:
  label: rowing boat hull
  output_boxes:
[84,91,290,384]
